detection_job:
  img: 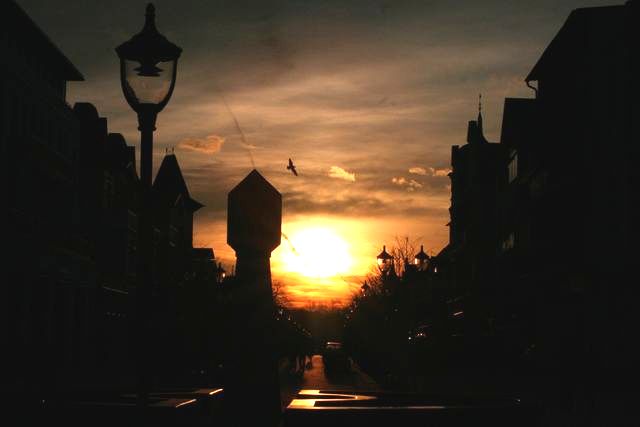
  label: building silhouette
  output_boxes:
[446,100,505,333]
[507,0,639,376]
[152,153,204,293]
[2,0,92,392]
[434,0,639,380]
[2,0,217,393]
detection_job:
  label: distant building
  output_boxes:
[153,153,204,291]
[74,103,140,379]
[74,104,140,292]
[446,101,505,318]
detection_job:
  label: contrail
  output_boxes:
[281,232,299,256]
[217,89,256,168]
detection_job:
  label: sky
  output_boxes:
[18,0,617,308]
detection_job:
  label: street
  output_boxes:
[301,355,380,392]
[282,354,538,427]
[280,354,379,410]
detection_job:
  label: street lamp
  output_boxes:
[216,262,226,284]
[414,245,429,270]
[376,245,393,272]
[116,3,181,186]
[116,3,181,407]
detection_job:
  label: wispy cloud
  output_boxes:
[409,167,428,175]
[392,177,423,192]
[430,167,451,177]
[328,166,356,182]
[178,134,225,154]
[409,166,451,177]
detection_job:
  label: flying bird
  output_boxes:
[287,158,298,176]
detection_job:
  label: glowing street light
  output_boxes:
[376,245,393,272]
[414,245,429,270]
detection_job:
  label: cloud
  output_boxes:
[392,177,423,192]
[392,177,408,185]
[283,190,446,218]
[430,167,451,177]
[409,166,451,177]
[409,167,428,175]
[328,166,356,182]
[178,134,225,154]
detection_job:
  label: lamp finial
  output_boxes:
[144,3,157,31]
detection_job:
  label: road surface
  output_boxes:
[280,354,379,409]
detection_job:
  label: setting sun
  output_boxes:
[281,228,352,278]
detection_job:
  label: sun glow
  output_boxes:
[281,227,352,278]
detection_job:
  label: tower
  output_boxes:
[226,169,282,425]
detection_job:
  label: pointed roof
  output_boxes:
[377,245,393,261]
[227,169,282,253]
[153,154,203,211]
[229,169,280,197]
[526,4,629,83]
[466,120,489,145]
[414,245,429,262]
[467,95,490,144]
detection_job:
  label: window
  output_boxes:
[508,150,518,183]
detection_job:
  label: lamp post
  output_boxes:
[116,3,181,188]
[376,245,393,273]
[216,262,226,284]
[414,245,429,270]
[116,3,181,407]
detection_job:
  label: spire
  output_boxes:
[477,93,483,135]
[467,94,489,144]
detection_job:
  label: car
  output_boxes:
[322,341,351,374]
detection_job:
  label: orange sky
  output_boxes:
[20,0,612,309]
[195,211,449,308]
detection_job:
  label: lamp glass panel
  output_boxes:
[123,59,174,105]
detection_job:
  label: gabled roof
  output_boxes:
[5,1,84,81]
[526,4,628,82]
[153,154,203,211]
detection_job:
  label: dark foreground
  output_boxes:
[4,354,636,426]
[283,354,538,427]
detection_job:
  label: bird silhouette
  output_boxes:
[287,158,298,176]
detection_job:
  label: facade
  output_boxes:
[74,103,140,381]
[2,0,93,391]
[446,105,505,329]
[507,1,639,374]
[75,103,140,293]
[1,1,216,391]
[436,1,639,377]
